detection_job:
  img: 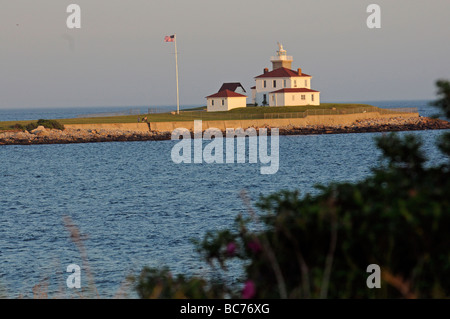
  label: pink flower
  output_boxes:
[242,280,256,299]
[226,242,236,256]
[248,240,262,254]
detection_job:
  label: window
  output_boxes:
[305,80,308,87]
[222,99,225,106]
[312,94,314,101]
[263,80,266,88]
[272,95,275,102]
[301,95,306,100]
[283,80,287,87]
[212,100,214,106]
[294,80,297,87]
[273,80,276,88]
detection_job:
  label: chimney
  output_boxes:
[298,68,302,75]
[264,68,269,74]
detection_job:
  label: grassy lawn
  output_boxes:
[0,103,378,131]
[226,103,374,114]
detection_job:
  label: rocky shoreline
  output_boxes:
[278,116,450,136]
[1,116,449,146]
[0,126,172,145]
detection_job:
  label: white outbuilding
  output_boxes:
[206,89,247,112]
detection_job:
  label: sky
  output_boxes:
[1,0,449,109]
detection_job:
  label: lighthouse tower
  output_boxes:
[270,42,293,70]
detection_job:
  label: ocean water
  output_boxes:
[0,99,440,122]
[0,100,447,298]
[0,105,198,122]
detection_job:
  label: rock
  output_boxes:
[14,131,30,139]
[31,125,47,134]
[36,130,50,137]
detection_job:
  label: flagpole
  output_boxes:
[174,34,180,115]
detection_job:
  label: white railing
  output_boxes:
[270,56,293,61]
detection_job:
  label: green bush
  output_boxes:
[132,267,230,299]
[25,122,38,132]
[36,119,65,130]
[133,80,450,299]
[13,123,25,131]
[24,119,65,132]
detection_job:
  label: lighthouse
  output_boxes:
[270,42,293,70]
[251,43,320,107]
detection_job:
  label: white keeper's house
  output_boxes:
[251,43,320,107]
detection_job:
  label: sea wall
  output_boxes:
[63,112,419,133]
[65,123,150,132]
[149,112,419,132]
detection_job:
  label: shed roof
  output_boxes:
[219,82,247,93]
[206,89,247,98]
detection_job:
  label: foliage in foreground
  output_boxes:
[133,80,450,299]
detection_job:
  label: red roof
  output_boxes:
[219,82,246,93]
[255,67,311,79]
[271,88,319,93]
[206,89,247,98]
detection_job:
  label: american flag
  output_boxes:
[164,35,175,42]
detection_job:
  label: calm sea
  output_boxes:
[0,105,194,122]
[0,100,447,298]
